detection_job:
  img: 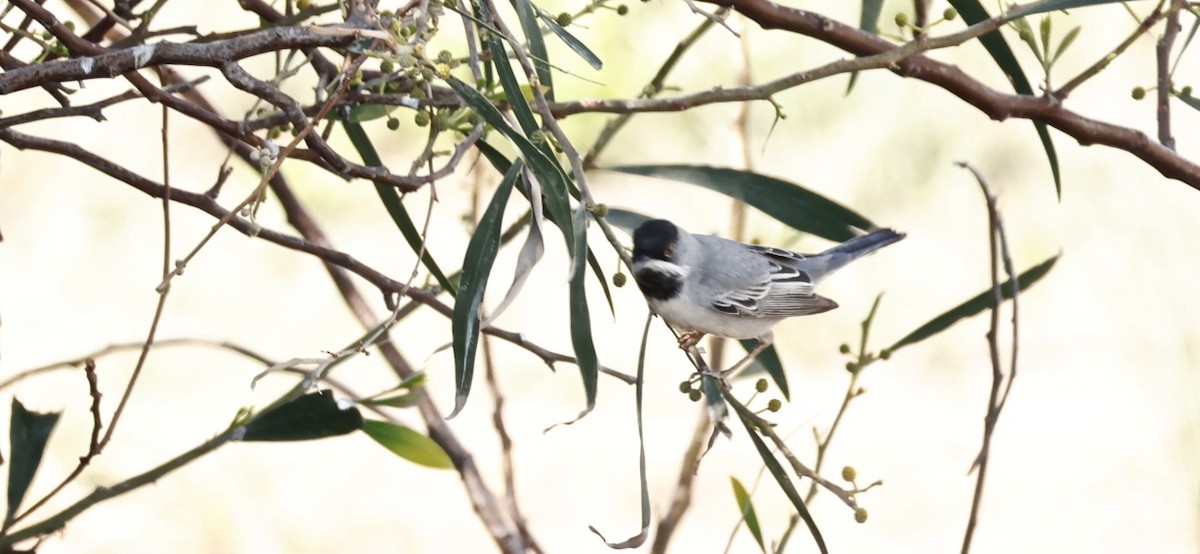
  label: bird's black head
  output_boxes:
[632,219,680,262]
[631,219,684,301]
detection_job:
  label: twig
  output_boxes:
[690,0,1200,190]
[955,162,1020,554]
[1053,3,1166,99]
[1156,0,1183,149]
[805,294,883,503]
[2,360,104,531]
[722,386,863,511]
[582,9,725,169]
[483,335,545,554]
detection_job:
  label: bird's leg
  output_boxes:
[677,330,706,349]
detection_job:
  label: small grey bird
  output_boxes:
[631,219,905,373]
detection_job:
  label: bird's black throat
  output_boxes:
[633,265,683,300]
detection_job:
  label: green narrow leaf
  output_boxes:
[585,248,616,317]
[727,397,827,554]
[846,0,885,94]
[1177,91,1200,112]
[506,0,552,102]
[1008,0,1137,18]
[731,477,767,553]
[341,120,455,295]
[604,207,652,232]
[889,254,1059,352]
[240,390,364,442]
[6,399,61,526]
[479,4,540,135]
[608,165,874,241]
[361,419,453,469]
[951,0,1062,197]
[568,206,599,414]
[537,9,604,70]
[509,0,555,101]
[477,141,614,317]
[449,161,523,418]
[447,77,576,254]
[1050,26,1081,65]
[737,340,789,401]
[325,103,398,123]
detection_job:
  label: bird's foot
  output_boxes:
[678,330,705,349]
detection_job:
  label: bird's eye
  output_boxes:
[663,245,675,259]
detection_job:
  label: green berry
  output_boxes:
[297,0,311,9]
[755,379,769,393]
[894,12,910,27]
[688,389,702,402]
[679,381,692,394]
[616,4,629,15]
[943,7,957,20]
[612,272,627,288]
[767,399,782,412]
[380,59,395,74]
[438,50,454,63]
[414,111,431,127]
[589,203,609,217]
[387,117,400,130]
[854,508,868,523]
[842,466,857,481]
[879,348,892,361]
[1132,86,1146,100]
[555,12,572,26]
[845,361,857,372]
[838,343,851,354]
[1182,85,1193,97]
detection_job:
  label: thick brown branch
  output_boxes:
[0,24,354,94]
[693,0,1200,190]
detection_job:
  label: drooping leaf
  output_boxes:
[6,399,61,526]
[361,420,453,469]
[449,161,522,418]
[728,397,827,554]
[589,315,652,548]
[447,77,576,255]
[567,205,600,415]
[950,0,1062,197]
[607,165,873,241]
[476,141,614,318]
[240,390,363,442]
[538,9,604,70]
[737,339,789,401]
[731,477,767,554]
[509,0,555,101]
[889,255,1059,352]
[341,120,455,296]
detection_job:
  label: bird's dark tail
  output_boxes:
[805,228,906,282]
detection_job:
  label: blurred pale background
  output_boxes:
[1,1,1198,553]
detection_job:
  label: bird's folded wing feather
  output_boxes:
[710,260,833,317]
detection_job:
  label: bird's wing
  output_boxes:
[708,255,837,318]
